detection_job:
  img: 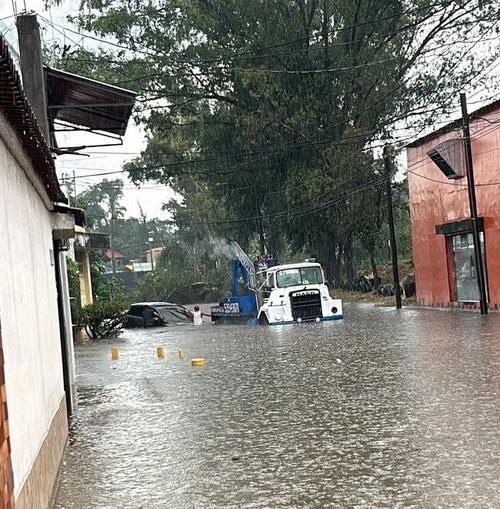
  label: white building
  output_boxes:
[0,36,76,508]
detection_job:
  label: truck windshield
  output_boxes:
[276,267,323,288]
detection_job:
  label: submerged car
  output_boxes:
[125,302,193,328]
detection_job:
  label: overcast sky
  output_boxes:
[2,1,499,219]
[0,0,174,220]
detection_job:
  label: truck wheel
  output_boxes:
[259,314,269,325]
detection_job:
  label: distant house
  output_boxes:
[103,248,125,262]
[103,248,126,273]
[406,98,500,310]
[0,35,76,507]
[144,246,165,268]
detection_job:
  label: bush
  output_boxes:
[81,299,127,339]
[66,258,83,330]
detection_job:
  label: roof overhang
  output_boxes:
[54,203,85,227]
[88,232,110,249]
[406,97,500,149]
[45,67,137,136]
[435,217,484,236]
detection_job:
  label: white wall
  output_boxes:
[0,122,66,498]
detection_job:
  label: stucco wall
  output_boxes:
[0,124,66,498]
[407,108,500,307]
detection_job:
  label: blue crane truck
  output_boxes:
[210,240,277,323]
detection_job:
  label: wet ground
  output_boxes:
[54,304,500,508]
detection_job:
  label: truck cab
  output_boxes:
[256,262,343,325]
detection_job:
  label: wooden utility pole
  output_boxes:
[383,145,402,309]
[16,13,50,142]
[460,93,488,314]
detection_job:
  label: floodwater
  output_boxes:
[54,304,500,508]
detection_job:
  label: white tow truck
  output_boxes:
[255,261,343,325]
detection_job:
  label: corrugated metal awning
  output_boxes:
[45,67,136,136]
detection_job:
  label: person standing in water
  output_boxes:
[193,305,203,325]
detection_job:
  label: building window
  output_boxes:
[450,232,486,302]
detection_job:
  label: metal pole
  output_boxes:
[110,198,116,276]
[110,216,116,276]
[460,92,488,314]
[383,145,402,309]
[148,241,154,271]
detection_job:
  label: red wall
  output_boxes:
[407,108,500,308]
[0,320,14,509]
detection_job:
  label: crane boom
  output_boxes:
[226,239,255,277]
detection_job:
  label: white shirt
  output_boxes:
[193,310,203,325]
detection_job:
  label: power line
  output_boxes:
[188,176,387,226]
[59,126,426,182]
[37,0,469,66]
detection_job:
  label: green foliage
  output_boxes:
[48,0,500,288]
[80,299,127,339]
[73,179,125,229]
[134,236,231,303]
[87,251,125,301]
[66,257,83,328]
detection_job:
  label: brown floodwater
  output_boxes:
[53,304,500,508]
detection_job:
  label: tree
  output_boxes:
[74,179,125,229]
[48,0,500,286]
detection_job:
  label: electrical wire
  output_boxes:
[187,176,388,226]
[37,0,476,65]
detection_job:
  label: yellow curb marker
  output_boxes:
[191,358,205,368]
[178,350,185,361]
[156,346,166,359]
[111,347,119,360]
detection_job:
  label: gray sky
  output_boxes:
[2,1,499,219]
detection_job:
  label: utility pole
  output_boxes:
[110,201,116,276]
[16,13,50,142]
[460,93,488,315]
[383,145,402,309]
[147,236,154,271]
[258,217,265,256]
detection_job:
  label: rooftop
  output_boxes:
[406,97,500,149]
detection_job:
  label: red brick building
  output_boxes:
[406,98,500,310]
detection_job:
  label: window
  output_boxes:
[276,267,323,288]
[450,232,487,302]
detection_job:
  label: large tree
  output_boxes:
[50,0,500,284]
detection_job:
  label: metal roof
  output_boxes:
[45,67,136,136]
[406,97,500,148]
[0,35,66,203]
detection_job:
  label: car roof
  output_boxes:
[130,302,182,308]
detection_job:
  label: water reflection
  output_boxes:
[54,304,500,508]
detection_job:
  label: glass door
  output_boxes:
[450,232,486,302]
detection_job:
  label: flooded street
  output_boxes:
[54,304,500,508]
